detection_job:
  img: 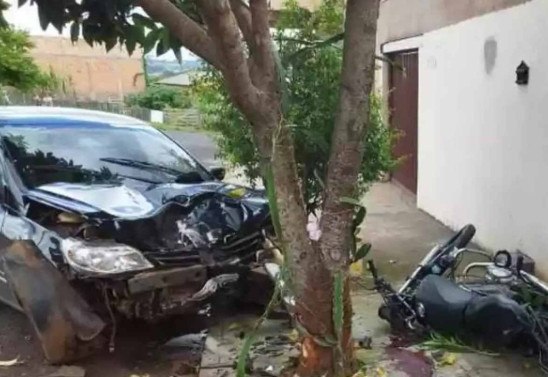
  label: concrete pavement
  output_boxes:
[354,182,542,377]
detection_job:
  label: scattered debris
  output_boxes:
[356,335,373,349]
[435,352,458,367]
[0,357,23,367]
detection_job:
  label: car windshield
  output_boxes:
[0,123,211,188]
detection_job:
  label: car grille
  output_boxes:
[144,231,264,267]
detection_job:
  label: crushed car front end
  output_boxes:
[25,182,273,322]
[0,108,275,363]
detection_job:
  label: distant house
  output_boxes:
[30,36,146,101]
[156,71,203,88]
[376,0,548,273]
[157,72,193,87]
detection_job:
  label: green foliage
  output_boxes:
[420,333,500,357]
[194,0,396,214]
[0,27,62,92]
[0,1,8,29]
[126,85,192,110]
[2,0,197,61]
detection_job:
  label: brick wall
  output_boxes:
[30,36,146,102]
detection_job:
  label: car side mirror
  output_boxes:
[209,166,225,180]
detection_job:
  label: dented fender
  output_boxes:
[0,238,105,364]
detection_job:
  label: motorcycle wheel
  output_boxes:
[378,304,390,321]
[441,224,476,251]
[378,304,407,333]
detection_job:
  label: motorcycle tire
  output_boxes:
[378,304,407,333]
[378,304,390,321]
[441,224,476,251]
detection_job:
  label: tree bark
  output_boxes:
[320,0,380,269]
[137,0,222,69]
[139,0,381,376]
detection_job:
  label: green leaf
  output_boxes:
[236,334,253,377]
[125,37,137,56]
[155,28,170,56]
[353,206,367,229]
[70,21,79,43]
[132,13,157,30]
[37,5,50,30]
[172,46,182,63]
[156,39,167,56]
[143,29,159,54]
[340,196,363,207]
[105,34,117,52]
[354,243,371,261]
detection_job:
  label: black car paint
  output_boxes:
[0,112,271,363]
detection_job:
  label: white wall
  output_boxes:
[417,0,548,273]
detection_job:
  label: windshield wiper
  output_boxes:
[100,157,205,183]
[100,157,183,176]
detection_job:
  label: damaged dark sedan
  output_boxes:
[0,107,273,363]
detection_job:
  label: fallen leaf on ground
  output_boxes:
[288,329,299,342]
[375,367,387,377]
[0,358,22,367]
[438,352,457,366]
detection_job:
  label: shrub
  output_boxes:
[126,85,192,110]
[193,0,396,213]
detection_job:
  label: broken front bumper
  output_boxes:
[113,265,244,320]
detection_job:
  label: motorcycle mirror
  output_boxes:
[494,250,512,268]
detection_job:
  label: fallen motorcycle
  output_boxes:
[369,224,548,372]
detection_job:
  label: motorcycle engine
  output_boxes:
[485,265,515,284]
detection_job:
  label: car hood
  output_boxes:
[25,181,269,220]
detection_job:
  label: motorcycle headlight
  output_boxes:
[61,238,153,275]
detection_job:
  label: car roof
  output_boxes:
[0,106,151,128]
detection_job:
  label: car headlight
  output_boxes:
[61,238,153,275]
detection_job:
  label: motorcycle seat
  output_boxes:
[416,275,476,333]
[464,294,529,346]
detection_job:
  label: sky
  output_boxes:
[4,0,198,61]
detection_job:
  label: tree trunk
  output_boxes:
[320,0,380,269]
[268,121,343,377]
[139,0,380,375]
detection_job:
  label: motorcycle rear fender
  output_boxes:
[0,238,105,364]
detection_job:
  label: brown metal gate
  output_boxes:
[389,50,419,194]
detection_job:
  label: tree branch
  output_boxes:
[250,0,276,79]
[228,0,253,45]
[137,0,222,69]
[198,0,264,123]
[319,0,380,269]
